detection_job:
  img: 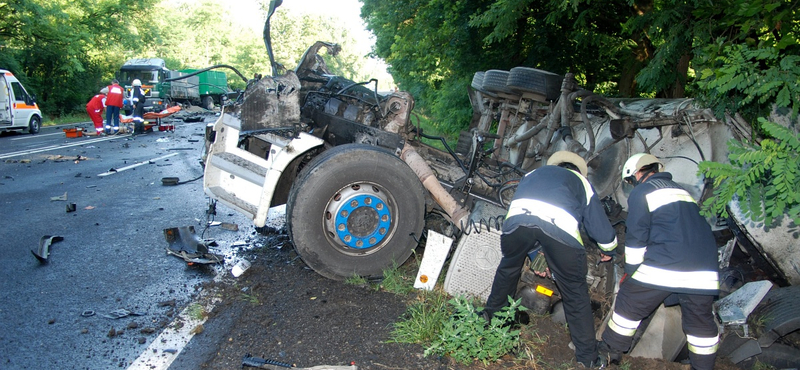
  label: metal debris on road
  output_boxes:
[50,192,68,201]
[31,235,64,263]
[242,355,358,370]
[220,222,239,231]
[101,308,146,319]
[163,226,223,264]
[81,310,96,317]
[66,203,77,212]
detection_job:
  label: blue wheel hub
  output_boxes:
[327,185,392,250]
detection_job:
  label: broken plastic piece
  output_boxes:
[31,235,64,263]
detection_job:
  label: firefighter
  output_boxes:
[484,150,618,368]
[105,79,124,135]
[131,79,147,134]
[85,87,108,135]
[598,153,719,370]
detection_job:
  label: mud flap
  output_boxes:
[163,226,222,264]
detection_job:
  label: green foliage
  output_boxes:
[699,118,800,226]
[344,273,369,286]
[696,44,800,121]
[388,290,451,344]
[424,296,525,365]
[379,262,416,295]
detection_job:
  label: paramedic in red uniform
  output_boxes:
[484,151,618,368]
[85,87,107,135]
[105,79,124,134]
[598,153,719,370]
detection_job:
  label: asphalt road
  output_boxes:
[0,118,253,369]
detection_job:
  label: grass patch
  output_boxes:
[186,303,208,321]
[388,289,451,344]
[378,261,417,295]
[43,113,88,127]
[344,273,369,286]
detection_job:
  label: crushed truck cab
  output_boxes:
[203,1,800,367]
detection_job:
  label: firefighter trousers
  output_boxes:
[486,226,598,365]
[601,282,719,370]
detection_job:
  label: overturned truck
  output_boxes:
[202,4,799,369]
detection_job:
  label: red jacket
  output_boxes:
[86,94,106,112]
[106,83,125,107]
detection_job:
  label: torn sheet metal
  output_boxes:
[31,235,64,263]
[163,226,223,264]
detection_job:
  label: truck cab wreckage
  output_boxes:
[202,2,800,368]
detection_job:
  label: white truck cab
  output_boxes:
[0,69,42,134]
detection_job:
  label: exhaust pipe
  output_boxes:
[401,144,470,230]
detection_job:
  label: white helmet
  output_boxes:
[100,87,109,94]
[622,153,663,182]
[547,151,588,177]
[132,79,142,86]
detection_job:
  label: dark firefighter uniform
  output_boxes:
[601,171,719,370]
[131,85,147,134]
[485,165,617,366]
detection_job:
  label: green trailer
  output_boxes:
[180,69,230,110]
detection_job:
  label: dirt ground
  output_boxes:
[191,229,744,370]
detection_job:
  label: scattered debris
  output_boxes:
[189,324,204,335]
[31,235,64,263]
[101,308,145,319]
[242,355,358,370]
[231,259,251,278]
[66,203,76,213]
[220,222,239,231]
[81,310,96,317]
[163,349,178,354]
[50,192,68,201]
[163,226,223,264]
[84,206,95,210]
[157,299,177,308]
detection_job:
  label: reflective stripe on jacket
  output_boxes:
[503,165,617,252]
[625,172,719,295]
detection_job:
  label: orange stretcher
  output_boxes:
[120,105,181,132]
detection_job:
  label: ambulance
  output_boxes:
[0,69,42,134]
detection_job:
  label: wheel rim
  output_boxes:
[324,182,394,253]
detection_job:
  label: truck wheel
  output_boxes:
[481,69,514,95]
[507,67,563,101]
[28,115,41,134]
[202,96,214,110]
[287,144,426,280]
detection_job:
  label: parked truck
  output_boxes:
[117,58,229,112]
[201,2,799,368]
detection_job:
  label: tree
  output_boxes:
[0,0,159,116]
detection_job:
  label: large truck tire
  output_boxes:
[287,144,426,280]
[202,96,214,110]
[481,70,514,95]
[506,67,563,101]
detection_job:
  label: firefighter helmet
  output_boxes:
[622,153,663,183]
[132,79,142,87]
[547,151,588,177]
[100,87,109,94]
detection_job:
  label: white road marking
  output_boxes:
[0,135,128,160]
[10,132,64,140]
[126,298,218,370]
[97,153,180,177]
